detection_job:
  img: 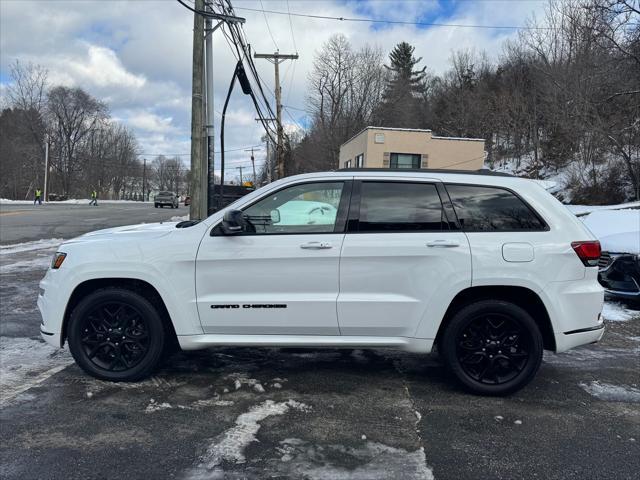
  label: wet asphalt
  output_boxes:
[0,204,639,480]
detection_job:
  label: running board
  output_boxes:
[178,334,432,353]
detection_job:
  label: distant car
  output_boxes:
[582,210,640,302]
[154,191,179,209]
[184,195,191,206]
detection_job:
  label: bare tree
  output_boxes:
[47,86,107,196]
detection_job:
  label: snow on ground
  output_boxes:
[0,256,53,274]
[0,238,63,255]
[0,337,72,406]
[272,439,434,480]
[188,399,311,479]
[581,210,640,253]
[579,381,640,403]
[602,302,639,322]
[170,215,189,222]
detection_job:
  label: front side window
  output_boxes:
[241,182,345,234]
[446,184,546,231]
[390,153,421,169]
[357,182,446,232]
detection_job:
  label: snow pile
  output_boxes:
[170,215,189,222]
[188,399,310,478]
[581,210,640,253]
[567,201,640,216]
[0,238,63,255]
[579,381,640,403]
[602,302,638,322]
[0,337,71,406]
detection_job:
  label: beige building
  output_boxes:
[339,127,485,171]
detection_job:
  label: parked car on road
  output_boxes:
[39,169,604,395]
[154,191,179,209]
[582,210,640,302]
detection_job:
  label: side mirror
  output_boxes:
[270,209,281,224]
[221,210,245,235]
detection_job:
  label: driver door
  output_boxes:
[195,180,351,335]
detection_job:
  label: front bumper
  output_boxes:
[37,272,65,348]
[599,253,640,300]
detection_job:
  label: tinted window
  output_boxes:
[357,182,446,232]
[242,182,344,234]
[446,184,545,231]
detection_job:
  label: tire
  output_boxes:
[440,300,543,396]
[154,204,158,208]
[67,288,166,382]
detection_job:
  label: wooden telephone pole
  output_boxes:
[254,52,298,179]
[189,0,205,220]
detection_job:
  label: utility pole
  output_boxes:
[190,0,205,220]
[244,147,258,185]
[254,52,298,179]
[236,166,243,185]
[43,137,49,203]
[142,158,146,202]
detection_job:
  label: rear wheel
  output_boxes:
[67,288,165,381]
[154,203,158,208]
[440,300,543,396]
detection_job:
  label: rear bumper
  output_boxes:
[541,271,605,353]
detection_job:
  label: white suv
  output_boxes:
[38,170,605,395]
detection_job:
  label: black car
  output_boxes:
[598,252,640,302]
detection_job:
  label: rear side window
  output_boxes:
[357,182,447,232]
[446,184,546,232]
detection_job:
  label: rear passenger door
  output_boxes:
[337,180,472,338]
[444,183,549,288]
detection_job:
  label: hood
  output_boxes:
[64,222,177,245]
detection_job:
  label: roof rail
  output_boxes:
[337,168,514,177]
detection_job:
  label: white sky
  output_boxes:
[0,0,549,175]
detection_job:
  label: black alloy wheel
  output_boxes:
[68,288,165,381]
[441,300,543,396]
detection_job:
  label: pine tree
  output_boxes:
[385,42,427,91]
[375,42,427,128]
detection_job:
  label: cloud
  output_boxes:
[0,0,548,170]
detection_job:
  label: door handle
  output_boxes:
[300,241,333,249]
[426,240,460,248]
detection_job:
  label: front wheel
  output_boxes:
[67,288,165,381]
[440,300,543,396]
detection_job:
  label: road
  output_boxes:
[0,202,185,244]
[0,204,639,479]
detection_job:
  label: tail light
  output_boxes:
[571,241,601,267]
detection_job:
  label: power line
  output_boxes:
[285,0,298,53]
[233,5,555,30]
[258,0,279,50]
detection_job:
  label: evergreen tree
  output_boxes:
[375,42,427,128]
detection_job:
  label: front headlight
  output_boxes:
[51,252,67,269]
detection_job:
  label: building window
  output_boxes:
[374,133,385,144]
[355,154,364,168]
[390,153,421,169]
[344,159,352,168]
